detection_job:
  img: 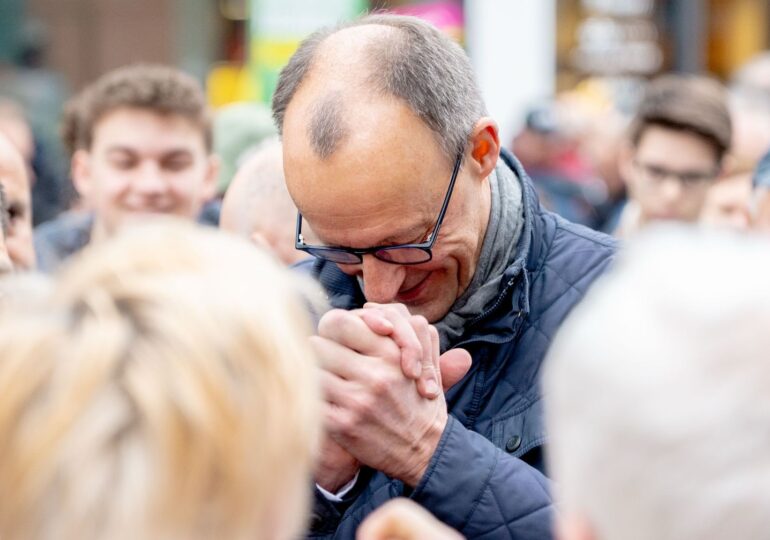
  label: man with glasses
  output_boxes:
[615,74,732,238]
[273,14,616,539]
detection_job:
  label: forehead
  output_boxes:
[282,93,450,244]
[635,125,718,169]
[91,107,207,153]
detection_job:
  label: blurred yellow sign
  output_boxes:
[207,63,260,108]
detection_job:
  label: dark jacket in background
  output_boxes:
[301,151,617,539]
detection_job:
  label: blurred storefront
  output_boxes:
[3,0,770,136]
[557,0,770,111]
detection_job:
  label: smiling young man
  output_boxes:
[615,75,732,238]
[273,14,617,539]
[34,64,217,271]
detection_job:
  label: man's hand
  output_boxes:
[359,303,472,398]
[315,438,360,494]
[314,308,449,486]
[357,498,464,540]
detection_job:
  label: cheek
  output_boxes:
[93,164,132,196]
[168,169,208,199]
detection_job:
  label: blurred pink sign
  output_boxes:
[390,1,464,40]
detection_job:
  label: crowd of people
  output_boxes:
[0,11,768,540]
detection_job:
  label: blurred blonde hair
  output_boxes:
[0,220,321,540]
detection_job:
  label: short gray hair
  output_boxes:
[272,14,486,161]
[544,228,770,540]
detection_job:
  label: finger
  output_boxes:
[439,348,472,391]
[317,309,400,360]
[364,302,411,318]
[412,316,440,399]
[319,368,358,409]
[311,335,384,382]
[363,304,422,379]
[357,309,395,336]
[323,401,358,442]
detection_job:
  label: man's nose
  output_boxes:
[659,176,684,202]
[133,161,166,194]
[361,255,406,304]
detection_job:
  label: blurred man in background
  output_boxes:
[0,133,34,269]
[615,75,731,237]
[0,98,70,227]
[512,104,604,228]
[220,137,309,266]
[34,64,218,272]
[729,52,770,170]
[545,229,770,540]
[699,161,752,232]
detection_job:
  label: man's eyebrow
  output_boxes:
[105,146,194,158]
[160,149,194,159]
[105,146,134,154]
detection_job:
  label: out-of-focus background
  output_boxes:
[1,0,768,227]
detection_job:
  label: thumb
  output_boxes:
[438,348,472,391]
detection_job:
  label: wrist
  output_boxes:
[316,466,360,493]
[401,413,447,487]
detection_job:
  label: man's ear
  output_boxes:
[203,154,221,201]
[71,149,93,200]
[468,117,501,180]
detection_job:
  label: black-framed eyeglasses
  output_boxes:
[633,159,719,189]
[295,153,463,265]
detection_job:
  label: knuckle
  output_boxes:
[318,309,351,336]
[409,314,430,332]
[349,391,375,417]
[369,371,392,398]
[334,411,356,436]
[382,341,402,363]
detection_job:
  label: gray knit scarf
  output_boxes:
[433,160,524,350]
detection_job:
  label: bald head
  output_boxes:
[272,14,485,163]
[0,134,34,270]
[220,139,308,266]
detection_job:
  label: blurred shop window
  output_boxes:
[708,0,769,78]
[557,0,662,115]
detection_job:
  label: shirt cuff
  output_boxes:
[316,470,361,502]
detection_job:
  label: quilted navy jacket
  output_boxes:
[301,150,617,539]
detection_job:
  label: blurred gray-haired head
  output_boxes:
[544,227,770,540]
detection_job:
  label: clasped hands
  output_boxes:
[312,302,472,492]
